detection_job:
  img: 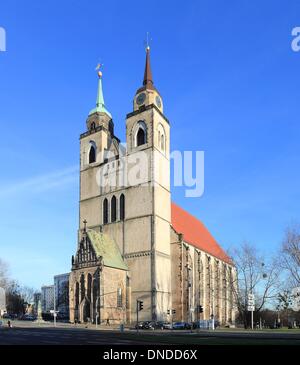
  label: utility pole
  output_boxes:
[53,284,56,327]
[136,300,139,334]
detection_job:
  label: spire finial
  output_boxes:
[145,32,151,50]
[143,34,153,88]
[88,63,112,118]
[95,63,103,78]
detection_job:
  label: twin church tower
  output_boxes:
[69,47,172,323]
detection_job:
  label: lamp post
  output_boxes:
[95,296,100,329]
[53,284,56,327]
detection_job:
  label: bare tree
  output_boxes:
[228,242,281,328]
[280,224,300,288]
[19,286,35,305]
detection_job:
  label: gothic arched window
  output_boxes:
[80,274,85,301]
[157,123,166,152]
[89,145,96,164]
[111,195,117,222]
[87,274,92,301]
[103,198,108,224]
[117,287,122,308]
[120,194,125,221]
[137,128,146,146]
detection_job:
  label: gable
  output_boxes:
[87,230,128,271]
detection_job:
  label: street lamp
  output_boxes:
[95,296,100,329]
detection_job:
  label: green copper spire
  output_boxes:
[89,68,112,118]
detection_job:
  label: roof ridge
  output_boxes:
[171,202,232,265]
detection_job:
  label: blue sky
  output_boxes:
[0,0,300,289]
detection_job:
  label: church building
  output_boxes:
[69,46,236,325]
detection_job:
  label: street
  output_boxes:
[0,321,300,345]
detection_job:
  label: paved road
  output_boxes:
[0,322,300,345]
[0,326,150,345]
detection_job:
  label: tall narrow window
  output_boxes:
[120,194,125,221]
[103,198,108,224]
[161,134,165,151]
[117,287,122,308]
[137,128,146,146]
[89,145,96,163]
[111,195,117,222]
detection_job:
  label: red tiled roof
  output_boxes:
[171,202,232,265]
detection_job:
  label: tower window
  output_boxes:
[89,145,96,164]
[111,195,117,222]
[120,194,125,221]
[137,128,146,146]
[161,134,165,151]
[103,198,108,224]
[157,123,166,153]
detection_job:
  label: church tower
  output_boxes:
[77,49,172,322]
[124,46,172,321]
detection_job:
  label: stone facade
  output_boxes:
[170,232,236,324]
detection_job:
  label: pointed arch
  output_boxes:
[120,194,125,221]
[103,198,108,224]
[88,141,96,164]
[80,274,85,302]
[137,128,146,146]
[157,123,166,152]
[111,195,117,222]
[133,121,147,147]
[87,274,92,302]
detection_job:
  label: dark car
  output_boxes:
[149,321,165,330]
[135,321,153,330]
[172,322,191,330]
[20,314,36,321]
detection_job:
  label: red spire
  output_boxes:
[143,47,154,89]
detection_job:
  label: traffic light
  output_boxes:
[172,309,176,315]
[167,309,170,315]
[197,305,203,313]
[138,301,143,311]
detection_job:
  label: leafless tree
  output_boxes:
[280,224,300,288]
[228,242,281,327]
[19,286,35,304]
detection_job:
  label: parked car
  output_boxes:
[162,322,172,329]
[172,322,191,330]
[135,321,153,330]
[148,321,165,330]
[20,314,36,321]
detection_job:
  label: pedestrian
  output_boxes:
[106,318,110,326]
[7,320,12,328]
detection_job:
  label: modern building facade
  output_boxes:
[54,273,70,318]
[41,285,54,313]
[69,47,236,324]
